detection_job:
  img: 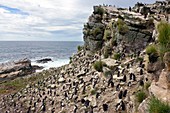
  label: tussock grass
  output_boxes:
[135,90,147,103]
[93,60,104,72]
[148,97,170,113]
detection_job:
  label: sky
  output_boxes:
[0,0,158,41]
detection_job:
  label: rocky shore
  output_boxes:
[0,0,170,113]
[0,58,44,82]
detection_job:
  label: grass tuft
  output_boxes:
[135,90,147,103]
[93,60,104,72]
[148,97,170,113]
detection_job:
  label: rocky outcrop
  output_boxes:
[149,69,170,103]
[0,1,170,113]
[138,98,150,113]
[149,52,170,103]
[83,6,105,51]
[36,58,52,63]
[0,58,35,81]
[147,59,165,82]
[84,5,154,53]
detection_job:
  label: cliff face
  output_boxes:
[83,6,105,51]
[83,5,154,52]
[0,1,170,113]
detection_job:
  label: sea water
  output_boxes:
[0,41,83,70]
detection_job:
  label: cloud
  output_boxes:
[0,0,157,41]
[0,5,29,15]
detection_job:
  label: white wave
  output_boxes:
[31,58,70,72]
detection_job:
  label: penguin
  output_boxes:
[123,89,128,97]
[139,80,144,86]
[84,100,90,107]
[103,104,108,111]
[110,81,114,88]
[140,69,143,75]
[42,104,46,112]
[133,74,136,81]
[27,106,31,113]
[127,63,130,69]
[117,71,120,77]
[96,92,100,99]
[118,90,123,99]
[73,105,78,113]
[146,78,148,81]
[116,84,120,91]
[130,73,133,80]
[121,101,126,111]
[81,98,85,104]
[122,75,127,82]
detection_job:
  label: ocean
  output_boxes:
[0,41,83,69]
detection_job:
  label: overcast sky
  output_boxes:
[0,0,157,41]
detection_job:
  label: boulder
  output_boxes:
[147,59,165,82]
[32,65,44,70]
[163,52,170,71]
[36,58,52,63]
[149,69,170,103]
[138,98,149,113]
[58,77,66,83]
[140,6,151,15]
[0,58,34,81]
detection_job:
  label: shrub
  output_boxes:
[69,57,72,63]
[117,19,129,34]
[110,37,117,47]
[104,70,112,78]
[148,97,170,113]
[145,82,151,91]
[104,50,109,58]
[114,53,121,60]
[94,7,105,15]
[104,29,111,40]
[137,57,144,62]
[146,44,159,63]
[146,44,158,55]
[104,46,112,58]
[77,45,83,51]
[91,89,97,95]
[93,27,102,36]
[135,90,147,103]
[93,60,103,72]
[157,22,170,57]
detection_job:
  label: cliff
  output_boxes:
[0,1,170,113]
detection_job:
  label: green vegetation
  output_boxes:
[104,46,112,58]
[77,45,83,51]
[94,6,105,15]
[146,44,159,63]
[135,90,147,103]
[136,57,144,62]
[146,44,158,55]
[104,29,111,40]
[110,37,117,47]
[93,60,103,72]
[145,82,151,91]
[104,70,112,78]
[93,27,102,36]
[0,70,51,95]
[69,56,72,63]
[116,19,129,34]
[113,53,121,60]
[90,89,97,95]
[157,22,170,58]
[148,97,170,113]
